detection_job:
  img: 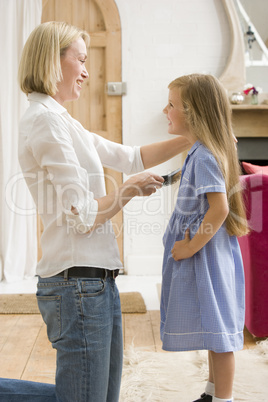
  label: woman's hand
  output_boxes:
[171,229,194,261]
[88,171,164,230]
[125,172,164,197]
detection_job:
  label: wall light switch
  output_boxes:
[106,82,127,96]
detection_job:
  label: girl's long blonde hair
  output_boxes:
[169,74,248,237]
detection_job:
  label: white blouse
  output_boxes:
[19,92,144,278]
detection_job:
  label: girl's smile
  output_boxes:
[163,87,197,145]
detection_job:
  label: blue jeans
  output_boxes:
[0,378,56,401]
[0,275,123,402]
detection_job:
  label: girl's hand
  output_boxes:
[171,229,194,261]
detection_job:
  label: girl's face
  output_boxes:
[53,37,89,105]
[163,87,196,144]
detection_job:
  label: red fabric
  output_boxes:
[242,161,268,175]
[238,173,268,337]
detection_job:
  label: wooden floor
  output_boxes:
[0,312,266,384]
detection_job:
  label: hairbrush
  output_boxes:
[161,168,182,186]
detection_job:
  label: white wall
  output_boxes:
[240,0,268,92]
[114,0,231,274]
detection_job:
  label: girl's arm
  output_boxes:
[140,136,190,169]
[172,192,229,261]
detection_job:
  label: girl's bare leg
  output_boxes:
[209,351,235,399]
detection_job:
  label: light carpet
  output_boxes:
[0,292,146,314]
[120,340,268,401]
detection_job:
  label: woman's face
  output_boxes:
[53,37,89,105]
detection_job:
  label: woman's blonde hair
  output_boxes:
[18,21,90,96]
[169,74,248,237]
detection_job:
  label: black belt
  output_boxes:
[54,267,119,280]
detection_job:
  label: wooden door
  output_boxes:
[39,0,123,262]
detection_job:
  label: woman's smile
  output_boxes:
[52,37,89,105]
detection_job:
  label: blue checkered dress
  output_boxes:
[160,141,245,352]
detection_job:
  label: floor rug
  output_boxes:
[120,340,268,401]
[0,292,146,314]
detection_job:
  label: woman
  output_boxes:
[10,22,189,402]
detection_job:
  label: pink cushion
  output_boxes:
[238,173,268,337]
[242,161,268,175]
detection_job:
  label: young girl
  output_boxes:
[160,74,248,402]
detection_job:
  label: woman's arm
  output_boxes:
[75,171,164,231]
[140,136,190,169]
[171,192,229,260]
[96,171,163,226]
